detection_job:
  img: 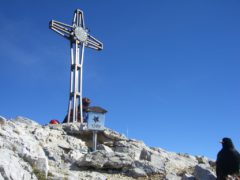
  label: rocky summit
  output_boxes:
[0,116,217,180]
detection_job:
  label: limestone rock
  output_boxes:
[77,150,109,169]
[0,116,217,180]
[131,160,164,177]
[62,122,81,134]
[35,157,49,178]
[103,128,127,141]
[79,171,107,180]
[113,140,145,160]
[165,174,182,180]
[13,116,40,128]
[0,116,6,126]
[98,144,114,153]
[182,174,195,180]
[194,164,216,180]
[140,148,151,161]
[0,149,37,180]
[77,150,133,170]
[196,155,211,165]
[129,167,147,177]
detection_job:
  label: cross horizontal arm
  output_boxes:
[86,34,103,51]
[49,20,73,39]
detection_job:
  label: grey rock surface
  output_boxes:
[165,174,182,180]
[182,174,195,180]
[0,149,37,180]
[0,116,217,180]
[194,164,217,180]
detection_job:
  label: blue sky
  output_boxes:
[0,0,240,159]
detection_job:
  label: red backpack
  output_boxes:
[50,119,59,124]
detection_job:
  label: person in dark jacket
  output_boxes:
[63,97,91,123]
[216,137,240,180]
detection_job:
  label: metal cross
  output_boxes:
[49,9,103,123]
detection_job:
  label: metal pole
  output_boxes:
[67,42,74,123]
[92,131,97,152]
[79,44,85,123]
[72,40,80,122]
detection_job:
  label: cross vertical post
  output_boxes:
[49,9,103,123]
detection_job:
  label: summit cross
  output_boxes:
[49,9,103,123]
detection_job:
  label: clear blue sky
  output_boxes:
[0,0,239,159]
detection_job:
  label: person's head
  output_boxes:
[83,97,91,107]
[221,137,234,149]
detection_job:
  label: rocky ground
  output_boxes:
[0,116,217,180]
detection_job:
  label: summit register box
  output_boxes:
[87,106,107,131]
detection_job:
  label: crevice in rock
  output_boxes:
[0,166,9,180]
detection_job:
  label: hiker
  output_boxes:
[62,97,91,123]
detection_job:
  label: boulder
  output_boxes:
[77,150,133,170]
[140,148,151,161]
[131,160,164,177]
[0,149,37,180]
[164,152,198,176]
[194,164,216,180]
[34,157,49,178]
[102,128,127,141]
[105,152,133,170]
[77,150,109,169]
[113,140,144,160]
[97,144,114,153]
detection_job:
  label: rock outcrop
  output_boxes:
[0,116,217,180]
